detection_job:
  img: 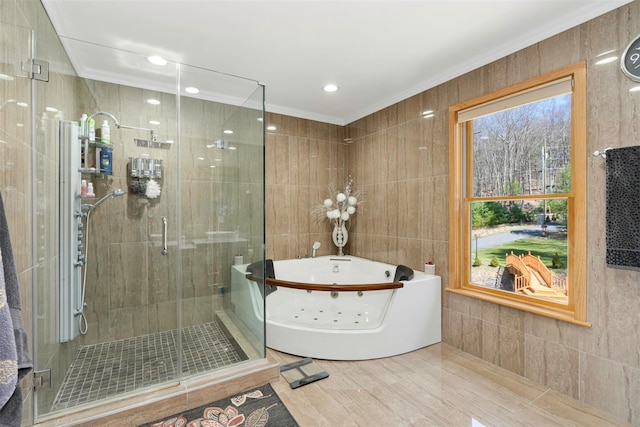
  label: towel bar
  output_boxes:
[593,147,612,158]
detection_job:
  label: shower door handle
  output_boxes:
[161,217,168,255]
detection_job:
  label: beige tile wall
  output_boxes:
[5,0,640,425]
[339,3,640,424]
[261,4,640,423]
[264,113,346,260]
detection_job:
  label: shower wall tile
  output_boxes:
[147,300,178,333]
[108,242,149,309]
[109,306,149,340]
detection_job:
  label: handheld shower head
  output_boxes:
[312,241,321,258]
[84,189,127,211]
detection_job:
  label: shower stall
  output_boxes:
[29,32,266,421]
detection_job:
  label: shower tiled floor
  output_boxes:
[52,320,248,411]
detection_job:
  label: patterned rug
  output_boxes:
[139,383,299,427]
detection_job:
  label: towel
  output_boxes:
[606,146,640,269]
[0,192,32,426]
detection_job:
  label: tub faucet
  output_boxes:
[312,241,321,258]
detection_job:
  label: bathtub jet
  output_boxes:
[231,255,442,361]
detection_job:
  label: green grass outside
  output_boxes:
[473,237,567,273]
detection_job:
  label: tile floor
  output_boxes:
[269,343,631,427]
[52,320,247,411]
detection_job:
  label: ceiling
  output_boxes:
[41,0,631,125]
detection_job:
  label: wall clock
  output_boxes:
[621,34,640,81]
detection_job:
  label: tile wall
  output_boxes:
[340,3,640,424]
[264,113,346,260]
[4,0,640,424]
[260,4,640,423]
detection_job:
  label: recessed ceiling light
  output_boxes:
[147,56,167,66]
[257,117,263,122]
[16,102,28,108]
[595,56,618,65]
[629,86,640,92]
[323,84,339,93]
[45,107,58,112]
[228,146,237,150]
[223,129,233,134]
[185,86,199,94]
[209,165,216,168]
[148,120,160,125]
[266,125,277,131]
[147,99,160,105]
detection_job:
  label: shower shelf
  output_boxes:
[78,167,106,176]
[79,135,111,148]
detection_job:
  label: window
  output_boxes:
[448,62,590,326]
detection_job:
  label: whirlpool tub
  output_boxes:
[230,255,441,360]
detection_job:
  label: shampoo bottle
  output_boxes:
[81,179,88,197]
[79,114,87,135]
[86,182,95,198]
[100,120,110,144]
[100,147,112,175]
[88,118,95,141]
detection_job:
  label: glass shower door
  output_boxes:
[177,65,265,373]
[31,33,266,420]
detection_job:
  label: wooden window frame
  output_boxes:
[448,62,590,327]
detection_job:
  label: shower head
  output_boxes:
[312,241,321,250]
[84,189,126,211]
